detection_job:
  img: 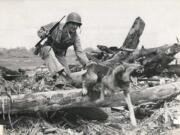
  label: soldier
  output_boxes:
[37,12,89,84]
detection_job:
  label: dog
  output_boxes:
[82,62,109,96]
[82,61,142,126]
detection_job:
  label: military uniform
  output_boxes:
[37,22,89,76]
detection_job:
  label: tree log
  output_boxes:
[0,82,180,115]
[166,64,180,77]
[122,17,145,49]
[102,17,145,66]
[0,66,24,81]
[125,43,180,77]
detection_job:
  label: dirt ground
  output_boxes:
[0,48,77,70]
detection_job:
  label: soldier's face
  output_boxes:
[67,22,79,33]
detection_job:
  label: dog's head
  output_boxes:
[123,62,144,76]
[113,62,143,83]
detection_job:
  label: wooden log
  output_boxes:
[73,44,180,85]
[85,46,120,62]
[0,82,180,115]
[122,17,145,49]
[125,43,180,77]
[86,52,102,63]
[0,66,23,81]
[97,45,114,54]
[102,17,145,66]
[83,17,145,65]
[166,64,180,76]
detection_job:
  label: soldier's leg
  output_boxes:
[54,54,74,86]
[55,54,71,76]
[40,46,64,76]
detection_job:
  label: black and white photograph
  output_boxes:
[0,0,180,134]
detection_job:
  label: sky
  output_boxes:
[0,0,180,50]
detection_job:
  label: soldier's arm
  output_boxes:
[74,34,89,67]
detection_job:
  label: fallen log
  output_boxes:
[165,64,180,77]
[0,66,25,81]
[97,45,115,54]
[102,17,145,66]
[125,43,180,77]
[85,17,145,65]
[0,82,180,115]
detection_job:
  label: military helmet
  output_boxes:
[66,12,82,26]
